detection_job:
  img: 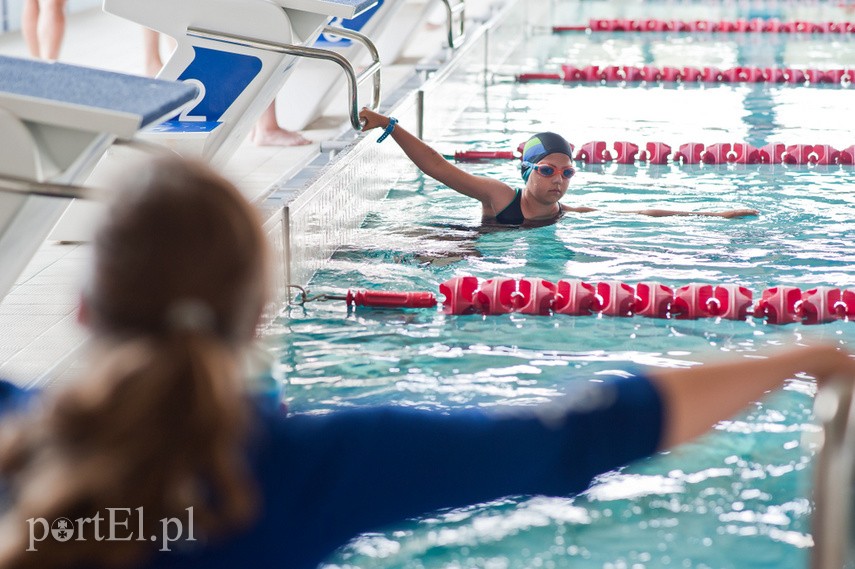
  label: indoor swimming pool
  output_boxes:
[273,9,855,569]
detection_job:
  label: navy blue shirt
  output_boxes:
[0,376,663,568]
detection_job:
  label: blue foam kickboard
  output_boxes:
[0,55,198,128]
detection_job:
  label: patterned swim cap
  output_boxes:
[521,132,574,181]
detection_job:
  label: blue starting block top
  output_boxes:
[315,0,383,47]
[0,55,198,138]
[282,0,378,19]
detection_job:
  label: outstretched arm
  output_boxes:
[561,205,758,218]
[561,205,597,213]
[625,208,759,219]
[359,108,515,216]
[649,345,855,449]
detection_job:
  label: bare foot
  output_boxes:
[252,127,312,147]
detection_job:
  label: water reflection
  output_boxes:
[281,22,855,569]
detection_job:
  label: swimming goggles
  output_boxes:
[521,161,576,180]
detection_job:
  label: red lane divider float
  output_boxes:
[453,150,520,161]
[453,150,518,161]
[344,289,438,308]
[438,276,855,325]
[553,18,855,34]
[516,64,854,86]
[323,281,855,325]
[452,141,855,166]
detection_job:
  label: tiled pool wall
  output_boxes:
[264,0,545,300]
[282,126,416,294]
[258,99,423,309]
[260,205,289,321]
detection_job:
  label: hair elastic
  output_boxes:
[165,299,217,334]
[376,117,398,143]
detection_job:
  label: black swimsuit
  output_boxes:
[491,189,563,227]
[493,189,526,225]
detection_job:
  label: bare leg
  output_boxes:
[21,0,40,58]
[251,102,311,147]
[37,0,66,60]
[142,28,163,77]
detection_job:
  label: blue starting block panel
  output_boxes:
[315,0,383,47]
[148,120,221,134]
[279,0,378,19]
[0,55,199,139]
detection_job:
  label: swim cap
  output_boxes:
[521,132,575,181]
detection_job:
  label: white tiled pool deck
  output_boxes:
[0,4,447,387]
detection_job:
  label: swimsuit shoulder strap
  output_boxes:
[493,188,525,225]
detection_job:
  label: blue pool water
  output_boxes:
[273,23,855,569]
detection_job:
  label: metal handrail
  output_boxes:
[811,379,855,569]
[0,173,98,200]
[186,26,382,131]
[440,0,466,49]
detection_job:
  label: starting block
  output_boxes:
[0,54,198,301]
[105,0,382,162]
[278,0,436,130]
[50,0,384,242]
